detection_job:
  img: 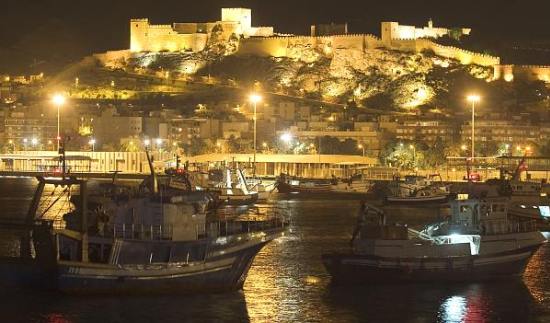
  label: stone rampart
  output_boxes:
[493,64,550,83]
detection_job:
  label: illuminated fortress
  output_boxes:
[127,8,549,83]
[130,8,274,52]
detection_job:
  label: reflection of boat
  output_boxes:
[323,194,546,283]
[0,153,285,294]
[385,175,451,204]
[275,174,332,194]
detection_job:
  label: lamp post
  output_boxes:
[155,138,163,155]
[358,144,365,157]
[409,144,416,169]
[89,138,96,152]
[467,94,480,168]
[249,93,262,176]
[144,139,150,151]
[52,94,66,151]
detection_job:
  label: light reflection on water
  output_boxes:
[0,179,550,322]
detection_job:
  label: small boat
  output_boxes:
[384,175,451,204]
[322,194,546,283]
[275,174,333,194]
[194,168,259,206]
[0,152,285,294]
[330,174,375,196]
[246,178,277,201]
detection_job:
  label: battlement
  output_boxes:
[494,64,550,82]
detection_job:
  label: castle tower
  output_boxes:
[381,22,399,45]
[130,19,149,52]
[221,8,252,37]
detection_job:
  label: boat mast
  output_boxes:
[145,149,159,194]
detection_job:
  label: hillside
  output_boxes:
[46,40,549,114]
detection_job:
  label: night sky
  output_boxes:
[2,0,550,72]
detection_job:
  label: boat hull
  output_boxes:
[220,193,258,206]
[276,182,332,194]
[0,232,281,295]
[322,244,542,283]
[384,194,451,205]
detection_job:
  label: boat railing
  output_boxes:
[210,206,288,239]
[102,223,173,240]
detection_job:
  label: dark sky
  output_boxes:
[2,0,550,71]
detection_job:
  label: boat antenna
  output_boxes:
[145,149,158,194]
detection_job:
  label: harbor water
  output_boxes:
[0,177,549,322]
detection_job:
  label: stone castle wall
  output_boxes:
[130,19,208,52]
[494,65,550,83]
[236,34,383,57]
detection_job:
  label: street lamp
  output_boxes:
[89,138,96,152]
[144,139,151,150]
[280,132,292,143]
[52,93,66,151]
[155,138,163,154]
[467,94,480,167]
[358,144,365,157]
[31,138,38,149]
[249,93,262,176]
[409,144,416,169]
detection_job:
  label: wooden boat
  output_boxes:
[384,175,451,204]
[322,195,546,283]
[276,174,333,194]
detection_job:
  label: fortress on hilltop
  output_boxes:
[380,19,471,43]
[126,8,549,83]
[130,8,274,52]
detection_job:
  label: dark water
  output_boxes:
[1,178,550,322]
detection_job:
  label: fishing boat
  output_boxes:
[330,174,375,196]
[322,194,546,283]
[384,175,451,204]
[0,153,285,294]
[191,168,259,206]
[275,174,333,194]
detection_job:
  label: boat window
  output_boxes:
[460,205,471,213]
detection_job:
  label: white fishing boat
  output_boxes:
[323,194,546,283]
[385,175,451,204]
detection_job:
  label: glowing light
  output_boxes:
[467,94,481,103]
[89,138,96,145]
[155,138,162,145]
[440,296,467,322]
[461,145,467,151]
[358,144,363,149]
[262,142,267,148]
[31,138,38,145]
[280,133,292,143]
[52,94,66,106]
[504,73,514,82]
[144,139,150,146]
[249,93,262,104]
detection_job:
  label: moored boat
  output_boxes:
[275,174,332,194]
[0,153,286,294]
[322,194,546,283]
[384,175,452,204]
